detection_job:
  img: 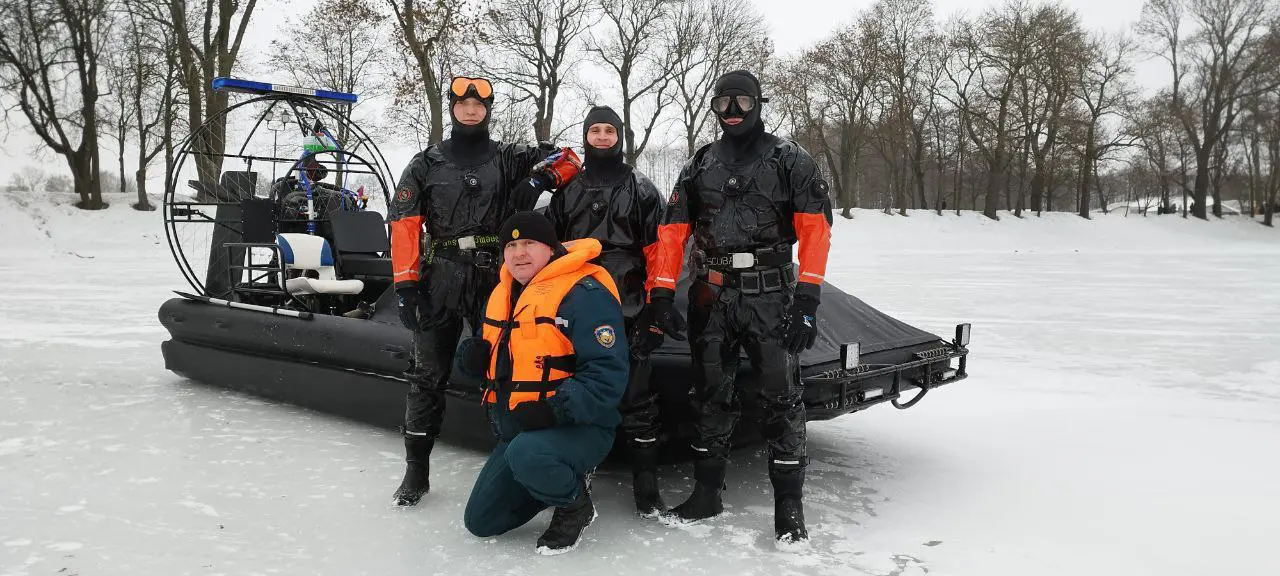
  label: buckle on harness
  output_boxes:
[458,235,477,250]
[731,252,755,269]
[473,250,496,269]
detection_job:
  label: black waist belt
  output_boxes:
[430,234,500,268]
[701,264,794,295]
[432,234,500,250]
[701,249,792,270]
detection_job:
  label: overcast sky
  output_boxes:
[0,0,1159,183]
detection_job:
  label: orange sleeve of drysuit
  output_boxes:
[389,154,428,289]
[639,173,667,295]
[647,170,692,295]
[390,216,423,287]
[648,224,689,293]
[793,213,831,285]
[787,146,834,287]
[642,241,661,294]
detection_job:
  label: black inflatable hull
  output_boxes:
[159,282,968,454]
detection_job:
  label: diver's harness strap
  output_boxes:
[694,247,795,295]
[427,234,501,268]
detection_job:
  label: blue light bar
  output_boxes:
[211,77,358,104]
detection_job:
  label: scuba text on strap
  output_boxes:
[434,234,501,250]
[701,248,792,270]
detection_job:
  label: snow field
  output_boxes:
[1,199,1278,575]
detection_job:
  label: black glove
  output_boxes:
[454,336,490,379]
[628,307,667,356]
[396,287,423,331]
[510,173,554,209]
[644,289,687,342]
[511,401,558,431]
[779,295,819,353]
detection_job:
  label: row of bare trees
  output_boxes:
[770,0,1279,224]
[0,0,254,210]
[0,0,768,209]
[3,0,1277,226]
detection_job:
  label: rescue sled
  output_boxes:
[158,78,972,452]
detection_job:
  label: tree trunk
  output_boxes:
[821,148,852,220]
[69,150,105,210]
[135,166,153,210]
[1265,180,1276,226]
[1014,139,1028,218]
[1248,133,1260,217]
[1093,158,1107,214]
[983,167,1003,221]
[1030,155,1045,214]
[1191,149,1211,219]
[912,132,927,211]
[118,136,127,196]
[953,136,963,216]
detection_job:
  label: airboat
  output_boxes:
[157,78,973,455]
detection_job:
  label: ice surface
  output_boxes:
[2,198,1278,575]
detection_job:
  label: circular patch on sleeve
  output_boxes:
[394,188,413,207]
[594,325,617,348]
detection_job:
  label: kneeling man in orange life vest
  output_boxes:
[459,210,628,555]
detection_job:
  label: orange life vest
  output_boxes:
[481,239,620,410]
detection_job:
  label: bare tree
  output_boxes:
[1130,93,1188,214]
[121,0,180,211]
[942,2,1058,220]
[668,0,767,156]
[270,0,388,149]
[487,90,538,143]
[479,0,595,142]
[1074,32,1137,217]
[386,0,472,145]
[1012,4,1085,217]
[863,0,943,215]
[588,0,680,164]
[12,165,51,193]
[103,46,134,199]
[1139,0,1280,219]
[0,0,111,209]
[799,21,879,218]
[167,0,258,194]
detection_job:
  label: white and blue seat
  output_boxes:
[275,233,364,295]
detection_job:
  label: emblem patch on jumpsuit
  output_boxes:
[394,188,413,207]
[594,325,616,348]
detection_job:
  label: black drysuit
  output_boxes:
[389,138,551,437]
[547,163,665,445]
[649,135,833,466]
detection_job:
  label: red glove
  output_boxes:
[533,147,582,188]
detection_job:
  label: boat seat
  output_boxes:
[329,210,392,279]
[276,233,364,295]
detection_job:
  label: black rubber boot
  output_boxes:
[391,433,433,506]
[661,456,725,525]
[536,476,596,555]
[769,462,809,545]
[630,443,667,518]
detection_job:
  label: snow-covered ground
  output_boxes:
[2,196,1278,576]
